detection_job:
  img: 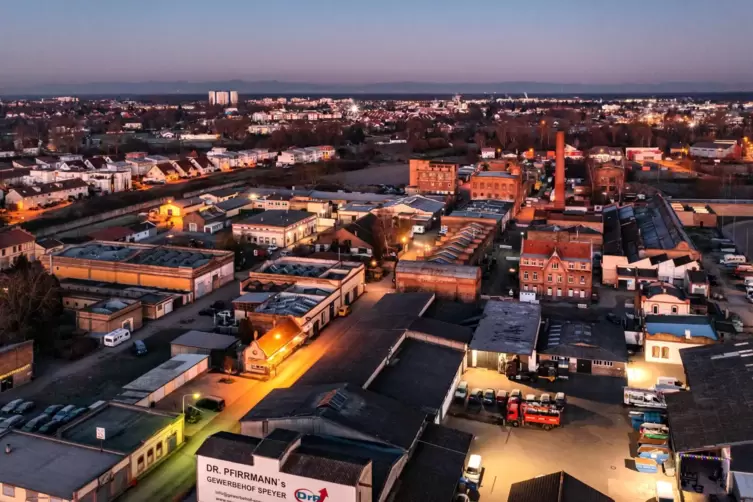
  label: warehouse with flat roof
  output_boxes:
[48,241,235,300]
[60,401,184,482]
[0,429,127,502]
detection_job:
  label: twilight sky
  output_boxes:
[1,0,751,86]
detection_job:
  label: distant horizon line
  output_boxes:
[2,78,753,97]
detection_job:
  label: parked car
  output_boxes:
[468,389,483,406]
[0,415,26,430]
[43,405,63,416]
[495,390,509,409]
[482,389,496,406]
[38,419,63,435]
[52,405,76,422]
[337,305,352,317]
[13,401,35,414]
[63,407,89,424]
[454,381,469,402]
[607,313,622,325]
[211,301,227,311]
[198,307,216,317]
[196,396,226,412]
[1,399,24,414]
[132,340,148,356]
[21,414,50,432]
[279,250,292,257]
[267,244,279,253]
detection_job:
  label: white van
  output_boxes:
[744,276,753,288]
[464,454,483,484]
[103,328,131,347]
[412,224,426,235]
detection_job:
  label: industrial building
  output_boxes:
[469,300,542,371]
[48,241,235,301]
[75,297,143,334]
[0,429,128,502]
[601,196,701,287]
[113,354,209,406]
[537,320,627,377]
[239,386,473,502]
[0,340,33,393]
[241,257,365,314]
[295,292,471,423]
[60,401,184,482]
[424,221,496,266]
[395,260,481,302]
[170,330,240,368]
[408,159,458,195]
[442,199,513,232]
[232,210,317,248]
[665,341,753,500]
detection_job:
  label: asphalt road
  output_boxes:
[120,277,395,502]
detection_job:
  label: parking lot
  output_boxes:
[447,367,668,502]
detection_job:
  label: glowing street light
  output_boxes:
[182,392,200,416]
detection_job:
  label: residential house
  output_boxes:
[144,163,181,183]
[182,207,229,234]
[519,240,594,300]
[313,213,378,257]
[0,228,36,269]
[641,282,691,316]
[5,178,89,209]
[174,159,201,178]
[644,315,718,365]
[189,156,218,175]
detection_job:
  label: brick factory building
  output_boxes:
[519,240,594,301]
[526,224,604,252]
[468,169,526,213]
[395,260,481,302]
[408,159,458,195]
[48,241,234,301]
[590,162,625,202]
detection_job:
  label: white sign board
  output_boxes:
[197,456,356,502]
[96,427,106,440]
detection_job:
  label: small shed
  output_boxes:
[170,330,239,368]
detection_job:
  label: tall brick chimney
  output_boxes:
[554,130,566,209]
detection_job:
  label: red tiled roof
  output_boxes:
[521,239,592,261]
[0,228,35,249]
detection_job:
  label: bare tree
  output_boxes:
[0,258,62,345]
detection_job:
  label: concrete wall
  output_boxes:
[29,197,169,238]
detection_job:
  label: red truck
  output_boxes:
[505,398,562,430]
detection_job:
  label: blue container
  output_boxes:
[638,446,670,464]
[635,457,659,473]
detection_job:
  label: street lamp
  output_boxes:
[182,393,200,415]
[401,236,408,252]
